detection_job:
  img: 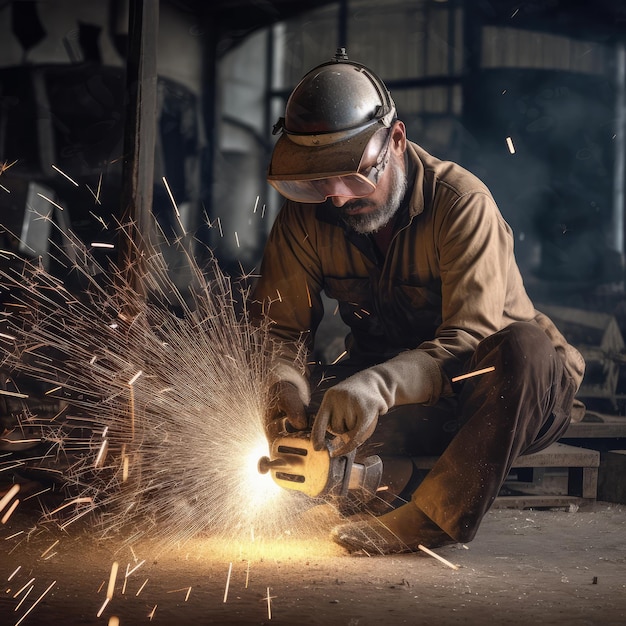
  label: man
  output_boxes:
[251,50,585,554]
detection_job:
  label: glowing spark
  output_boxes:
[0,389,28,398]
[45,385,62,395]
[185,586,192,601]
[0,484,20,514]
[14,586,33,612]
[128,370,143,386]
[162,176,180,216]
[418,544,459,570]
[96,597,110,618]
[47,497,93,516]
[451,366,496,383]
[223,562,233,602]
[0,331,16,340]
[91,242,115,249]
[14,579,56,626]
[217,216,223,237]
[136,579,149,596]
[51,164,79,186]
[148,604,157,620]
[36,192,64,211]
[94,439,108,468]
[40,539,59,558]
[235,231,240,247]
[253,195,259,213]
[14,578,35,597]
[1,498,19,523]
[330,350,347,365]
[126,559,145,578]
[0,183,9,193]
[506,136,516,154]
[106,561,119,600]
[245,561,250,588]
[0,158,18,174]
[266,586,272,620]
[8,566,21,581]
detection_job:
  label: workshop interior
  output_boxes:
[0,0,626,593]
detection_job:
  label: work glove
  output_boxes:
[265,380,309,440]
[311,350,444,457]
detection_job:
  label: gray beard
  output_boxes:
[341,160,408,235]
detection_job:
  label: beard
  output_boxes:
[340,159,408,234]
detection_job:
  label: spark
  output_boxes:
[0,389,29,398]
[223,561,233,602]
[40,539,59,558]
[51,164,79,187]
[162,176,180,216]
[451,366,496,383]
[418,544,459,570]
[14,585,33,612]
[266,586,273,619]
[0,158,18,175]
[0,183,9,193]
[506,136,516,154]
[91,242,115,249]
[106,561,119,600]
[1,497,20,523]
[36,192,64,211]
[148,604,157,620]
[136,578,149,596]
[8,565,21,581]
[14,579,56,626]
[0,484,20,513]
[14,578,35,597]
[0,209,311,554]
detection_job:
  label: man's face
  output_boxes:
[330,124,408,234]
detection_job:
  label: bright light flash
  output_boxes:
[506,136,516,154]
[244,439,283,508]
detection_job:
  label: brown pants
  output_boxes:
[310,322,577,543]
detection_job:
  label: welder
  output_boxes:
[251,49,585,554]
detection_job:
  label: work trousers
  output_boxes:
[310,322,578,543]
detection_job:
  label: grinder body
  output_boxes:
[258,430,382,500]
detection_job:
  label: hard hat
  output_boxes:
[268,48,397,203]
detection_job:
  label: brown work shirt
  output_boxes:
[252,141,585,402]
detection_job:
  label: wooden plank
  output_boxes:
[492,494,585,509]
[412,442,599,470]
[514,443,599,468]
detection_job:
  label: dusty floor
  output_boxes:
[0,501,624,626]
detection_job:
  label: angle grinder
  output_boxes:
[257,422,382,500]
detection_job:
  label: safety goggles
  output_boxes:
[268,127,393,204]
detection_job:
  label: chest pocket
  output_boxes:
[386,284,443,345]
[323,277,384,336]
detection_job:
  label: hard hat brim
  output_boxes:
[267,120,384,182]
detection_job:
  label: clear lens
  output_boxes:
[269,173,377,203]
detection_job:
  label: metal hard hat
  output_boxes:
[268,49,396,184]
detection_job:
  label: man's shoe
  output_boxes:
[331,501,456,555]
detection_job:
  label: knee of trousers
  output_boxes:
[474,321,560,380]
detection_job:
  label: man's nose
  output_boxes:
[330,195,352,207]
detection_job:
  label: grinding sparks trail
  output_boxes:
[0,219,310,551]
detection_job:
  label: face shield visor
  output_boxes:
[268,124,394,204]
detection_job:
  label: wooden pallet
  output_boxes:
[412,442,600,509]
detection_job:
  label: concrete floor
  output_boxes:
[1,501,624,626]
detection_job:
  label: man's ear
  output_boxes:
[391,120,407,154]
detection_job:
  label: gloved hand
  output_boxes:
[311,350,444,457]
[265,380,309,441]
